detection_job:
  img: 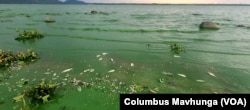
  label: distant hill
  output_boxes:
[0,0,86,4]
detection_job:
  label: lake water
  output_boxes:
[0,4,250,110]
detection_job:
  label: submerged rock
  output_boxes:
[237,24,246,27]
[199,21,220,30]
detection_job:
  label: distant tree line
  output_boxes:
[0,0,86,4]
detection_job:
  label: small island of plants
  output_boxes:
[170,43,185,54]
[0,49,38,68]
[13,79,59,110]
[15,30,44,41]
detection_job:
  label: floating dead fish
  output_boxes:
[177,74,186,78]
[130,63,134,67]
[89,69,95,73]
[44,72,51,75]
[196,80,205,83]
[110,58,114,62]
[83,68,95,73]
[149,89,157,93]
[102,53,108,55]
[208,72,216,77]
[62,68,73,73]
[108,69,115,73]
[162,71,174,76]
[159,78,164,83]
[77,86,82,92]
[96,55,101,57]
[174,55,181,58]
[149,88,159,94]
[99,58,103,61]
[65,74,70,78]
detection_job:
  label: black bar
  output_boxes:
[120,94,250,110]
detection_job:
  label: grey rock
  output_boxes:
[199,21,220,30]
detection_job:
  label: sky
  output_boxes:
[81,0,250,4]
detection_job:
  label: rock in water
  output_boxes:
[199,21,220,30]
[44,17,56,23]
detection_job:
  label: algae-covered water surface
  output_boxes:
[1,4,250,110]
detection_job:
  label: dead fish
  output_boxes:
[89,69,95,73]
[77,86,82,92]
[177,74,186,78]
[149,89,157,93]
[65,74,70,78]
[111,58,114,62]
[196,80,205,83]
[96,55,101,57]
[83,69,90,73]
[44,72,51,75]
[174,55,181,58]
[99,58,103,61]
[162,71,174,76]
[108,69,115,73]
[102,53,108,55]
[130,63,134,67]
[62,68,73,73]
[159,78,164,83]
[208,72,216,77]
[83,69,95,73]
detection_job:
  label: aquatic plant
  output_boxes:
[15,30,44,41]
[170,43,185,54]
[0,49,38,68]
[13,79,59,110]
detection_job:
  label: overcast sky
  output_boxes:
[81,0,250,4]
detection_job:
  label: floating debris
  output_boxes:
[196,80,205,83]
[108,69,115,73]
[208,72,216,77]
[177,74,186,78]
[16,78,29,87]
[162,71,174,76]
[61,68,73,73]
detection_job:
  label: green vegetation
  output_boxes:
[0,49,38,68]
[15,30,44,41]
[13,79,59,110]
[170,43,185,54]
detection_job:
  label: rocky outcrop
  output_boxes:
[199,21,220,30]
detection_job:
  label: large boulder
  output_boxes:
[199,21,220,30]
